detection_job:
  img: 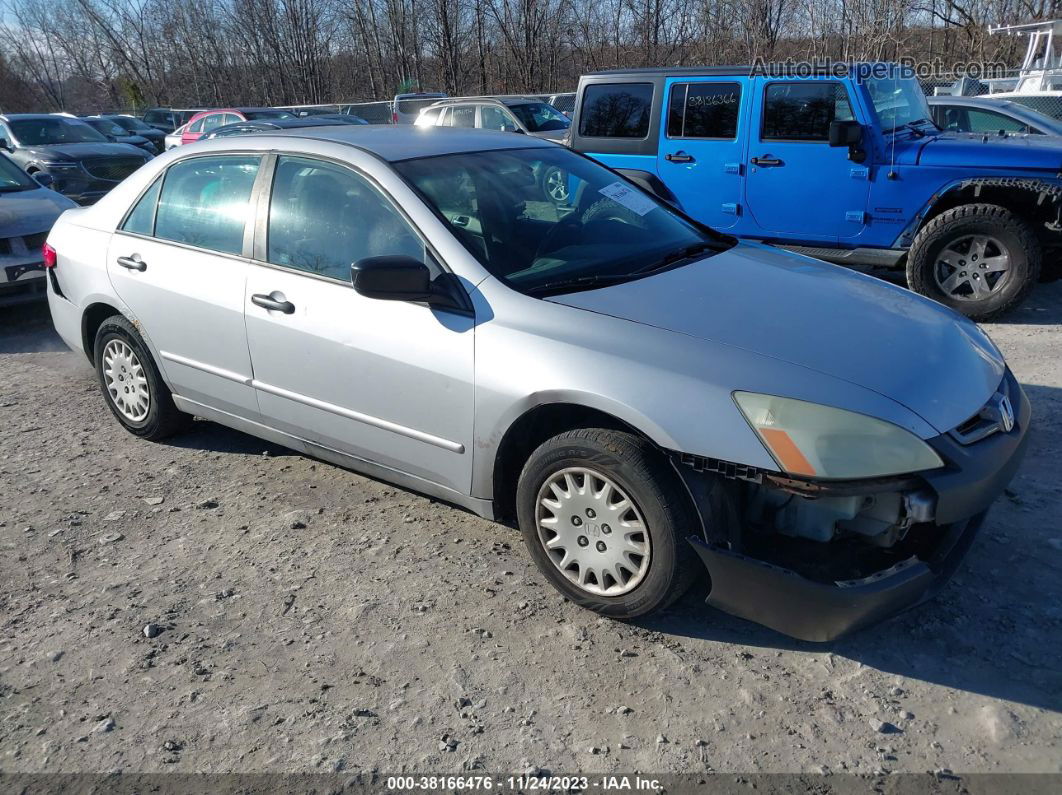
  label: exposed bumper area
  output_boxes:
[690,510,985,642]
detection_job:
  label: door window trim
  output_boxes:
[248,151,456,289]
[759,80,854,144]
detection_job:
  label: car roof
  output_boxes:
[239,125,556,161]
[432,96,539,108]
[0,113,83,121]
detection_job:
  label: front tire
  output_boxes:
[907,203,1040,320]
[94,315,189,440]
[516,428,700,619]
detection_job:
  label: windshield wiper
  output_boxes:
[633,242,717,275]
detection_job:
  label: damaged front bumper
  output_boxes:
[684,376,1031,643]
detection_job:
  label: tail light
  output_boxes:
[42,242,57,269]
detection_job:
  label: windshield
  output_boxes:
[243,110,294,120]
[110,116,152,132]
[86,118,127,137]
[864,76,933,132]
[10,118,107,145]
[0,153,35,191]
[509,102,571,132]
[395,147,725,296]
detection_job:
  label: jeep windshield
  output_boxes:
[865,76,934,132]
[395,147,728,297]
[10,118,107,145]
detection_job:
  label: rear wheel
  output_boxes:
[516,428,700,618]
[907,203,1040,320]
[94,315,190,440]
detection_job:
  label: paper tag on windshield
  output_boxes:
[598,181,657,216]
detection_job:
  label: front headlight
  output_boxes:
[734,392,943,480]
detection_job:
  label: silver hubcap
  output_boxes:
[545,168,569,203]
[934,235,1011,300]
[535,467,650,597]
[102,339,150,422]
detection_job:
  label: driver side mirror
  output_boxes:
[351,255,469,312]
[0,137,10,151]
[828,120,863,147]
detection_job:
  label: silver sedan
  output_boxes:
[44,127,1029,641]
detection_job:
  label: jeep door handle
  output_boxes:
[665,152,695,163]
[251,293,295,314]
[116,255,146,271]
[750,156,783,167]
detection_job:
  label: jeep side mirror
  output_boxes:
[828,120,863,147]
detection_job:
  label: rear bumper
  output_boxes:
[689,378,1030,643]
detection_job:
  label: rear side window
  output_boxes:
[480,105,517,131]
[121,177,163,236]
[418,107,443,126]
[762,82,852,141]
[667,82,741,139]
[450,106,476,128]
[154,155,260,255]
[578,83,653,138]
[266,156,425,281]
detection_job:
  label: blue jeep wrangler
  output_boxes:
[566,63,1062,320]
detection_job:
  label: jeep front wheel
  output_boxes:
[907,203,1040,321]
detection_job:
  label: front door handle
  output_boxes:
[251,293,295,314]
[750,155,783,167]
[116,255,146,271]
[665,152,695,163]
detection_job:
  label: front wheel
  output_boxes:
[516,428,700,619]
[906,203,1040,320]
[539,165,570,205]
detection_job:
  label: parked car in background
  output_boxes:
[204,116,369,139]
[164,125,186,151]
[278,105,342,117]
[547,92,576,117]
[81,116,158,155]
[928,95,1062,136]
[0,114,151,205]
[178,108,296,146]
[339,101,393,125]
[567,64,1062,320]
[392,92,448,124]
[416,96,572,141]
[43,127,1028,642]
[0,151,77,305]
[142,108,203,134]
[99,114,167,151]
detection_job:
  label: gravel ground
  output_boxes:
[1,283,1060,780]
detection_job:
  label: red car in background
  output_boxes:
[179,107,295,145]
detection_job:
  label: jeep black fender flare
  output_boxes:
[893,176,1062,248]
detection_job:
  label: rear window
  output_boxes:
[397,97,445,115]
[667,82,741,139]
[578,83,653,138]
[761,82,852,141]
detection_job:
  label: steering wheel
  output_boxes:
[534,215,584,259]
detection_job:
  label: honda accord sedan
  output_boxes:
[44,127,1030,641]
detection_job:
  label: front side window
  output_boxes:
[154,155,260,255]
[578,83,653,138]
[480,105,518,132]
[667,82,741,139]
[396,146,725,297]
[509,102,570,133]
[762,82,852,141]
[121,177,163,235]
[964,109,1026,133]
[267,155,425,281]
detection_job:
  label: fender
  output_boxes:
[892,175,1062,248]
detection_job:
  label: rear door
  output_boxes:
[744,79,870,242]
[242,153,475,493]
[657,78,747,230]
[106,154,262,417]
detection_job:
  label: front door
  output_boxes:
[243,154,475,493]
[744,80,870,242]
[106,154,262,417]
[657,77,747,230]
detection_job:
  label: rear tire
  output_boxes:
[94,315,190,440]
[907,203,1039,321]
[516,428,700,619]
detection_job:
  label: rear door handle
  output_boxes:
[116,255,146,271]
[665,152,695,163]
[750,156,783,167]
[251,293,295,314]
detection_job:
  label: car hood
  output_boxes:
[910,130,1062,170]
[0,186,76,235]
[547,243,1005,435]
[20,142,146,160]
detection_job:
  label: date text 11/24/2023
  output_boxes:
[385,775,663,791]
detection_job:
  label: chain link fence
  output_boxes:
[918,70,1062,121]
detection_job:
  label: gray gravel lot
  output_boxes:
[1,283,1060,778]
